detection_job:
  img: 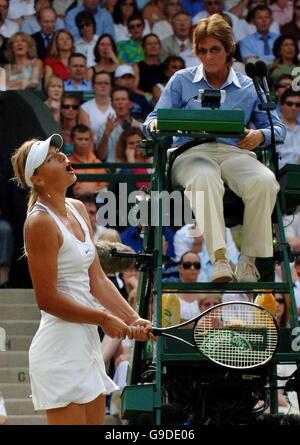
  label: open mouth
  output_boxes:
[66,163,74,173]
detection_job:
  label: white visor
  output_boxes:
[24,134,63,187]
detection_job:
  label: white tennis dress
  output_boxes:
[27,201,118,411]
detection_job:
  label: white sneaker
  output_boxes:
[212,259,234,283]
[235,260,260,283]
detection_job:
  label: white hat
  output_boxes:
[114,64,135,78]
[24,133,63,187]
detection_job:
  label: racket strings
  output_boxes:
[194,304,278,369]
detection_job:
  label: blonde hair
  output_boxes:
[98,228,121,243]
[50,29,74,58]
[45,74,64,91]
[192,13,235,65]
[6,32,38,62]
[11,138,40,212]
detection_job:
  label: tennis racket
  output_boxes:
[152,301,279,369]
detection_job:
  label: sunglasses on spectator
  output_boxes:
[276,297,285,304]
[62,104,79,110]
[79,22,92,29]
[181,261,201,270]
[284,101,300,108]
[129,23,143,29]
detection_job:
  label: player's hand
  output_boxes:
[149,119,158,133]
[99,313,129,339]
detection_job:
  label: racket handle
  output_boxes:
[152,328,163,335]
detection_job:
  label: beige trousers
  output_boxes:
[171,142,280,260]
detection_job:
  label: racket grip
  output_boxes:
[152,328,163,335]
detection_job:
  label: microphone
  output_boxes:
[95,240,136,275]
[255,60,272,103]
[245,62,265,103]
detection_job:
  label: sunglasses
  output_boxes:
[276,297,285,304]
[62,104,79,110]
[285,101,300,108]
[129,23,143,29]
[79,22,92,29]
[182,261,201,270]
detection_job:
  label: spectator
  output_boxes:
[74,10,99,68]
[268,35,300,90]
[4,32,43,90]
[78,193,108,241]
[44,74,64,124]
[152,0,183,41]
[31,7,57,60]
[284,207,300,251]
[192,0,252,43]
[143,0,165,28]
[113,0,150,42]
[64,52,92,92]
[96,86,142,162]
[198,293,222,312]
[152,54,185,104]
[7,0,35,25]
[69,123,108,197]
[239,5,280,64]
[87,33,119,79]
[0,33,8,65]
[136,33,165,94]
[60,92,81,154]
[114,63,153,120]
[22,0,64,35]
[52,0,79,18]
[117,13,145,64]
[281,0,300,44]
[44,28,75,84]
[273,73,293,98]
[278,89,300,168]
[79,70,115,142]
[245,0,280,34]
[0,0,19,38]
[65,0,115,40]
[103,0,118,15]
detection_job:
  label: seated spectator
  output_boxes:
[136,33,165,95]
[160,12,194,67]
[193,0,252,43]
[79,70,115,142]
[275,292,290,327]
[64,52,92,92]
[174,223,239,282]
[44,28,74,84]
[278,89,300,168]
[22,0,64,35]
[284,206,300,251]
[74,10,99,68]
[239,5,280,64]
[60,92,81,154]
[113,0,150,42]
[44,74,64,124]
[68,124,108,197]
[152,0,182,41]
[268,35,300,90]
[143,0,165,28]
[152,55,185,105]
[78,193,108,241]
[65,0,115,40]
[30,6,60,60]
[117,13,145,64]
[114,64,153,121]
[273,73,293,98]
[87,33,120,79]
[52,0,79,19]
[4,31,43,90]
[280,0,300,43]
[115,126,152,190]
[0,0,19,38]
[96,86,142,162]
[7,0,35,25]
[198,293,222,313]
[270,0,293,27]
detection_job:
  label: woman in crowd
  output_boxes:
[87,34,119,80]
[113,0,150,42]
[269,34,300,89]
[74,11,99,68]
[44,75,64,124]
[136,33,165,95]
[151,55,185,105]
[44,29,75,85]
[4,32,43,90]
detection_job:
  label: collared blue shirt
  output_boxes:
[64,79,92,92]
[65,5,114,40]
[239,32,279,64]
[143,64,286,147]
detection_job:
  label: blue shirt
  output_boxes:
[64,79,92,92]
[181,0,204,16]
[143,64,286,148]
[239,32,279,64]
[65,5,115,40]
